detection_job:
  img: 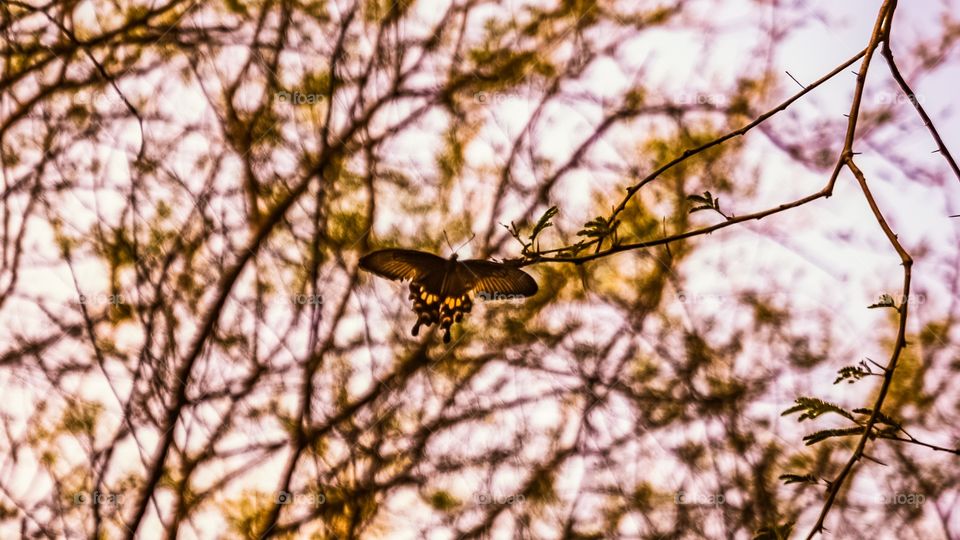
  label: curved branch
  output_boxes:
[879,0,960,186]
[516,186,832,266]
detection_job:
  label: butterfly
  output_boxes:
[359,248,538,342]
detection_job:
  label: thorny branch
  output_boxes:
[506,0,954,536]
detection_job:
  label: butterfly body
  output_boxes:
[359,249,537,342]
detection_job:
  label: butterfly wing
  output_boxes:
[360,249,536,342]
[457,260,538,298]
[359,249,446,282]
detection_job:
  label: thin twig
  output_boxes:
[879,0,960,185]
[605,48,869,231]
[9,0,148,161]
[879,433,960,456]
[509,47,868,263]
[517,188,831,266]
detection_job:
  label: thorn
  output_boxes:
[785,70,804,89]
[862,453,888,466]
[865,357,887,371]
[951,214,960,218]
[932,149,941,154]
[852,151,862,155]
[851,70,859,75]
[842,114,850,118]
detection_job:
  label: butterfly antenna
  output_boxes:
[442,230,456,254]
[454,234,476,256]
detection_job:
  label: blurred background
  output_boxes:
[1,0,959,538]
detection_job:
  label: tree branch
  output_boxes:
[879,0,960,186]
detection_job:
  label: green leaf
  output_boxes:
[802,426,865,446]
[530,206,559,242]
[686,191,714,205]
[852,408,900,427]
[577,215,617,238]
[834,364,871,384]
[778,473,819,486]
[560,241,589,257]
[781,397,855,422]
[686,190,725,216]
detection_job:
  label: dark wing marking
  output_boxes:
[458,260,538,297]
[359,249,446,283]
